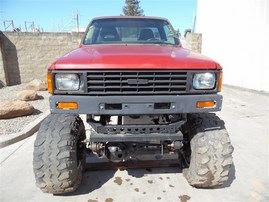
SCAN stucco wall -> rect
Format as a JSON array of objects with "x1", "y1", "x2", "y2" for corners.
[{"x1": 196, "y1": 0, "x2": 269, "y2": 92}]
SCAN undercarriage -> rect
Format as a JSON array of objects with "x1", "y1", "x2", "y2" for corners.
[{"x1": 86, "y1": 114, "x2": 187, "y2": 163}]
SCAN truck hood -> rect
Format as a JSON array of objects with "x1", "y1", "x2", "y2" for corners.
[{"x1": 53, "y1": 44, "x2": 220, "y2": 70}]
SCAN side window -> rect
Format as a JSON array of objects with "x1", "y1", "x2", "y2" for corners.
[
  {"x1": 163, "y1": 25, "x2": 175, "y2": 44},
  {"x1": 84, "y1": 25, "x2": 95, "y2": 44}
]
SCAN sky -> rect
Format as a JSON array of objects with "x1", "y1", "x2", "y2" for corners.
[{"x1": 0, "y1": 0, "x2": 197, "y2": 34}]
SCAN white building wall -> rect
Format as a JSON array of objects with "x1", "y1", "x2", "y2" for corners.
[{"x1": 196, "y1": 0, "x2": 269, "y2": 92}]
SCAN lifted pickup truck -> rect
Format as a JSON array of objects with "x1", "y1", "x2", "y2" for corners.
[{"x1": 33, "y1": 16, "x2": 234, "y2": 194}]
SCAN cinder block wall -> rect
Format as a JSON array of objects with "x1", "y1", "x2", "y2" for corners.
[
  {"x1": 180, "y1": 33, "x2": 202, "y2": 53},
  {"x1": 0, "y1": 32, "x2": 201, "y2": 86},
  {"x1": 0, "y1": 31, "x2": 82, "y2": 86},
  {"x1": 0, "y1": 41, "x2": 6, "y2": 87}
]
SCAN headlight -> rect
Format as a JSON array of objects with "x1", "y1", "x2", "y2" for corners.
[
  {"x1": 193, "y1": 73, "x2": 215, "y2": 90},
  {"x1": 55, "y1": 74, "x2": 80, "y2": 91}
]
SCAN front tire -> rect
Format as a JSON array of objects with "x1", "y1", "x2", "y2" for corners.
[
  {"x1": 183, "y1": 113, "x2": 234, "y2": 188},
  {"x1": 33, "y1": 114, "x2": 86, "y2": 194}
]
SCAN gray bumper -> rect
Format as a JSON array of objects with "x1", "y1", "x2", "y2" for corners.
[{"x1": 49, "y1": 94, "x2": 223, "y2": 115}]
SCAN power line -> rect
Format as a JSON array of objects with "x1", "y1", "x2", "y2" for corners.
[
  {"x1": 24, "y1": 21, "x2": 35, "y2": 32},
  {"x1": 3, "y1": 20, "x2": 15, "y2": 31},
  {"x1": 2, "y1": 19, "x2": 43, "y2": 32},
  {"x1": 59, "y1": 11, "x2": 80, "y2": 32}
]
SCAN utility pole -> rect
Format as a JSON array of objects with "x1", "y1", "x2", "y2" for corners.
[
  {"x1": 25, "y1": 21, "x2": 35, "y2": 32},
  {"x1": 76, "y1": 11, "x2": 79, "y2": 32},
  {"x1": 59, "y1": 11, "x2": 80, "y2": 32},
  {"x1": 192, "y1": 11, "x2": 196, "y2": 33},
  {"x1": 3, "y1": 20, "x2": 14, "y2": 31}
]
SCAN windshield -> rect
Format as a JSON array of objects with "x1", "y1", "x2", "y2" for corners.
[{"x1": 83, "y1": 18, "x2": 180, "y2": 45}]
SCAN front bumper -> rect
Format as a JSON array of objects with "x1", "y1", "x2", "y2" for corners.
[{"x1": 49, "y1": 94, "x2": 222, "y2": 115}]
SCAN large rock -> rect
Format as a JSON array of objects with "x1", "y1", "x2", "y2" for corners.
[
  {"x1": 0, "y1": 100, "x2": 35, "y2": 119},
  {"x1": 17, "y1": 90, "x2": 38, "y2": 101},
  {"x1": 26, "y1": 79, "x2": 47, "y2": 91}
]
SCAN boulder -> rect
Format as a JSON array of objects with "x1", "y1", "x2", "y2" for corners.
[
  {"x1": 17, "y1": 90, "x2": 38, "y2": 101},
  {"x1": 0, "y1": 100, "x2": 35, "y2": 119},
  {"x1": 26, "y1": 79, "x2": 47, "y2": 91}
]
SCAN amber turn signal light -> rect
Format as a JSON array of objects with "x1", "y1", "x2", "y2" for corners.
[
  {"x1": 218, "y1": 71, "x2": 223, "y2": 92},
  {"x1": 196, "y1": 101, "x2": 216, "y2": 109},
  {"x1": 57, "y1": 102, "x2": 78, "y2": 110},
  {"x1": 47, "y1": 72, "x2": 53, "y2": 94}
]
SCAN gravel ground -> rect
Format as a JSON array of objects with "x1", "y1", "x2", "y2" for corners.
[{"x1": 0, "y1": 84, "x2": 50, "y2": 135}]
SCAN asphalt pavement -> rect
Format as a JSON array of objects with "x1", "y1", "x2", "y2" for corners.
[{"x1": 0, "y1": 85, "x2": 268, "y2": 202}]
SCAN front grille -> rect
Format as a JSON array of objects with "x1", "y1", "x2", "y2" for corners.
[{"x1": 86, "y1": 70, "x2": 188, "y2": 95}]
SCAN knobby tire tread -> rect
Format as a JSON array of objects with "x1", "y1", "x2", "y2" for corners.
[
  {"x1": 183, "y1": 113, "x2": 234, "y2": 188},
  {"x1": 33, "y1": 114, "x2": 86, "y2": 194}
]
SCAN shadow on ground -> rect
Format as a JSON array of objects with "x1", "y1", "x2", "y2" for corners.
[{"x1": 57, "y1": 157, "x2": 236, "y2": 196}]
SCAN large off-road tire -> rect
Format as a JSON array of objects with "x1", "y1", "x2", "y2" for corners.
[
  {"x1": 183, "y1": 113, "x2": 234, "y2": 188},
  {"x1": 33, "y1": 114, "x2": 86, "y2": 194}
]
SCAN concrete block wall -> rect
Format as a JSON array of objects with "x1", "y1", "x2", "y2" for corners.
[
  {"x1": 0, "y1": 32, "x2": 202, "y2": 86},
  {"x1": 180, "y1": 33, "x2": 202, "y2": 53},
  {"x1": 0, "y1": 31, "x2": 82, "y2": 86},
  {"x1": 0, "y1": 37, "x2": 6, "y2": 87}
]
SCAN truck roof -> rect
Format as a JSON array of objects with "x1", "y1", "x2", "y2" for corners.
[{"x1": 91, "y1": 16, "x2": 169, "y2": 21}]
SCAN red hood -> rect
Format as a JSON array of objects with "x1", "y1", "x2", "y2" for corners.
[{"x1": 52, "y1": 44, "x2": 220, "y2": 70}]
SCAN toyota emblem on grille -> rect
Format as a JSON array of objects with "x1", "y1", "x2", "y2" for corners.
[{"x1": 127, "y1": 79, "x2": 149, "y2": 85}]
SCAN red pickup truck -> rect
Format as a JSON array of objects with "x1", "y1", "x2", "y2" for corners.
[{"x1": 33, "y1": 16, "x2": 234, "y2": 194}]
